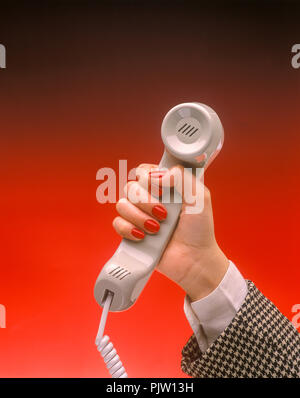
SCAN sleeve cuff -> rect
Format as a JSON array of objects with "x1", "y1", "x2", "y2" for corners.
[{"x1": 184, "y1": 260, "x2": 248, "y2": 351}]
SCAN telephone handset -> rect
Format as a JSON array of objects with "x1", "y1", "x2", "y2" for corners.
[{"x1": 94, "y1": 102, "x2": 224, "y2": 377}]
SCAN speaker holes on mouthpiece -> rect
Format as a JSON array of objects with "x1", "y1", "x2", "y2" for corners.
[
  {"x1": 108, "y1": 266, "x2": 131, "y2": 280},
  {"x1": 113, "y1": 268, "x2": 126, "y2": 277},
  {"x1": 109, "y1": 266, "x2": 120, "y2": 275},
  {"x1": 119, "y1": 271, "x2": 131, "y2": 280}
]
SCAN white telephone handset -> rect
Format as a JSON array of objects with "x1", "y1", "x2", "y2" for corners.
[{"x1": 94, "y1": 102, "x2": 224, "y2": 377}]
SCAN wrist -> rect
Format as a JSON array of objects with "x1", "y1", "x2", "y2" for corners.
[{"x1": 179, "y1": 244, "x2": 229, "y2": 302}]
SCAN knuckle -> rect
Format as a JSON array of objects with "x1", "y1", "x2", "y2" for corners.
[
  {"x1": 137, "y1": 163, "x2": 148, "y2": 169},
  {"x1": 113, "y1": 216, "x2": 127, "y2": 235},
  {"x1": 112, "y1": 217, "x2": 120, "y2": 230},
  {"x1": 137, "y1": 163, "x2": 158, "y2": 171},
  {"x1": 116, "y1": 198, "x2": 127, "y2": 212},
  {"x1": 123, "y1": 180, "x2": 137, "y2": 196}
]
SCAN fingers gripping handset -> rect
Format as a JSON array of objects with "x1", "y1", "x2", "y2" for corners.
[{"x1": 94, "y1": 103, "x2": 224, "y2": 312}]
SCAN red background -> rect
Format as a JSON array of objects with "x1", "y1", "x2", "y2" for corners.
[{"x1": 0, "y1": 1, "x2": 299, "y2": 377}]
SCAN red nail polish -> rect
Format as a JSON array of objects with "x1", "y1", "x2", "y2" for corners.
[
  {"x1": 131, "y1": 228, "x2": 145, "y2": 239},
  {"x1": 149, "y1": 170, "x2": 166, "y2": 178},
  {"x1": 149, "y1": 170, "x2": 167, "y2": 179},
  {"x1": 144, "y1": 219, "x2": 160, "y2": 233},
  {"x1": 152, "y1": 205, "x2": 167, "y2": 220}
]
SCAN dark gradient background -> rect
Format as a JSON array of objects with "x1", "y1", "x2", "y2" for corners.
[{"x1": 0, "y1": 0, "x2": 299, "y2": 377}]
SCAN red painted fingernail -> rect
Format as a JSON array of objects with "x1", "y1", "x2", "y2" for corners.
[
  {"x1": 144, "y1": 219, "x2": 160, "y2": 233},
  {"x1": 131, "y1": 228, "x2": 145, "y2": 239},
  {"x1": 152, "y1": 205, "x2": 167, "y2": 220},
  {"x1": 149, "y1": 170, "x2": 167, "y2": 179}
]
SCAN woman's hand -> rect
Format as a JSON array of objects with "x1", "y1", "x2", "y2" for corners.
[{"x1": 112, "y1": 163, "x2": 229, "y2": 302}]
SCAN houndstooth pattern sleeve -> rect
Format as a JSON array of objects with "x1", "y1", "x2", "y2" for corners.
[{"x1": 181, "y1": 280, "x2": 300, "y2": 378}]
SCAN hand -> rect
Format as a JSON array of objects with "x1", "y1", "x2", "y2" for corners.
[{"x1": 112, "y1": 163, "x2": 229, "y2": 302}]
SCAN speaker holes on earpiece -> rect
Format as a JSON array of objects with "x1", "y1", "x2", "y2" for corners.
[
  {"x1": 176, "y1": 117, "x2": 201, "y2": 143},
  {"x1": 178, "y1": 123, "x2": 187, "y2": 132},
  {"x1": 189, "y1": 128, "x2": 198, "y2": 137},
  {"x1": 184, "y1": 126, "x2": 195, "y2": 135},
  {"x1": 181, "y1": 125, "x2": 192, "y2": 134},
  {"x1": 178, "y1": 123, "x2": 198, "y2": 137}
]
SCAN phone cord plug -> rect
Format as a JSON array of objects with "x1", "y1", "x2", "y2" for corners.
[{"x1": 95, "y1": 291, "x2": 128, "y2": 378}]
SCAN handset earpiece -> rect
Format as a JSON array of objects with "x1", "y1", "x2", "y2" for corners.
[
  {"x1": 94, "y1": 102, "x2": 224, "y2": 312},
  {"x1": 160, "y1": 102, "x2": 223, "y2": 169}
]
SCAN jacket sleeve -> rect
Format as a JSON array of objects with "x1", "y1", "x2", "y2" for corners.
[{"x1": 181, "y1": 280, "x2": 300, "y2": 378}]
